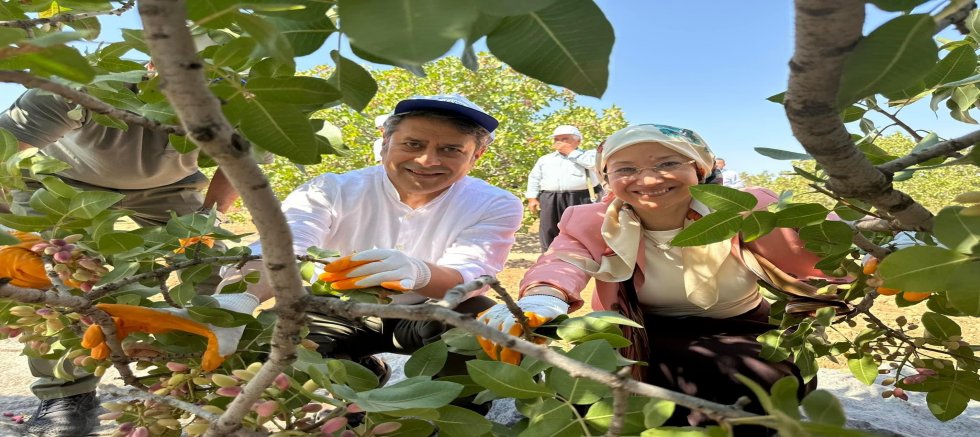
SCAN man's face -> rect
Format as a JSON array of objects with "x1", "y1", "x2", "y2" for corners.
[
  {"x1": 382, "y1": 117, "x2": 484, "y2": 205},
  {"x1": 552, "y1": 134, "x2": 581, "y2": 151}
]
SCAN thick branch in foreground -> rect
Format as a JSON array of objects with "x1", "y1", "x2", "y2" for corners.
[
  {"x1": 0, "y1": 71, "x2": 183, "y2": 135},
  {"x1": 785, "y1": 0, "x2": 935, "y2": 232},
  {"x1": 138, "y1": 0, "x2": 308, "y2": 435},
  {"x1": 307, "y1": 296, "x2": 757, "y2": 421}
]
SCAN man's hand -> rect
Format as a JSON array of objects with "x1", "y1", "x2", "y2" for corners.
[
  {"x1": 527, "y1": 198, "x2": 540, "y2": 214},
  {"x1": 476, "y1": 295, "x2": 569, "y2": 365},
  {"x1": 81, "y1": 294, "x2": 259, "y2": 371},
  {"x1": 319, "y1": 249, "x2": 431, "y2": 292}
]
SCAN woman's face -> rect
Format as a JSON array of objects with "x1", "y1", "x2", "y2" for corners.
[{"x1": 605, "y1": 142, "x2": 699, "y2": 215}]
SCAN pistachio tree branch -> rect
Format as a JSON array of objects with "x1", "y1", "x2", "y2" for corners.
[
  {"x1": 84, "y1": 307, "x2": 143, "y2": 388},
  {"x1": 434, "y1": 275, "x2": 499, "y2": 309},
  {"x1": 0, "y1": 0, "x2": 136, "y2": 28},
  {"x1": 0, "y1": 70, "x2": 184, "y2": 135},
  {"x1": 99, "y1": 384, "x2": 219, "y2": 423},
  {"x1": 606, "y1": 367, "x2": 632, "y2": 437},
  {"x1": 785, "y1": 0, "x2": 935, "y2": 232},
  {"x1": 0, "y1": 282, "x2": 89, "y2": 308},
  {"x1": 877, "y1": 129, "x2": 980, "y2": 174},
  {"x1": 307, "y1": 296, "x2": 758, "y2": 421},
  {"x1": 867, "y1": 105, "x2": 922, "y2": 142},
  {"x1": 490, "y1": 280, "x2": 534, "y2": 342},
  {"x1": 87, "y1": 254, "x2": 261, "y2": 300},
  {"x1": 137, "y1": 0, "x2": 307, "y2": 434}
]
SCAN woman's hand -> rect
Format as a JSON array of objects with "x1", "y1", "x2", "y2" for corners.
[{"x1": 476, "y1": 295, "x2": 569, "y2": 365}]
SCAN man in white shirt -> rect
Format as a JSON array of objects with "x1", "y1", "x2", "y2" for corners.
[
  {"x1": 88, "y1": 95, "x2": 523, "y2": 411},
  {"x1": 371, "y1": 113, "x2": 389, "y2": 163},
  {"x1": 716, "y1": 158, "x2": 745, "y2": 189},
  {"x1": 525, "y1": 125, "x2": 600, "y2": 251}
]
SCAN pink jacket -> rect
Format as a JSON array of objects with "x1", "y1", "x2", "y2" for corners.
[{"x1": 519, "y1": 188, "x2": 839, "y2": 312}]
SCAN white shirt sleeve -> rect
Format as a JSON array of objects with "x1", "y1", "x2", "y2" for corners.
[
  {"x1": 436, "y1": 194, "x2": 523, "y2": 282},
  {"x1": 525, "y1": 157, "x2": 545, "y2": 199},
  {"x1": 250, "y1": 175, "x2": 338, "y2": 256},
  {"x1": 569, "y1": 149, "x2": 599, "y2": 186}
]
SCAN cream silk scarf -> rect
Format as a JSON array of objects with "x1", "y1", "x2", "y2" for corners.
[{"x1": 558, "y1": 198, "x2": 731, "y2": 309}]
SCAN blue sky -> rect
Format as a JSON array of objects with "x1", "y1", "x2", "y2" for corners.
[{"x1": 0, "y1": 1, "x2": 973, "y2": 175}]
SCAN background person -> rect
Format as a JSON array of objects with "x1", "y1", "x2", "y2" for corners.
[
  {"x1": 479, "y1": 124, "x2": 845, "y2": 435},
  {"x1": 0, "y1": 87, "x2": 257, "y2": 436},
  {"x1": 525, "y1": 125, "x2": 600, "y2": 251}
]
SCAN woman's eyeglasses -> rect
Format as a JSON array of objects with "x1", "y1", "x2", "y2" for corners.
[{"x1": 607, "y1": 159, "x2": 696, "y2": 180}]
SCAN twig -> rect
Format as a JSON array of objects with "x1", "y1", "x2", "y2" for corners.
[
  {"x1": 0, "y1": 1, "x2": 135, "y2": 28},
  {"x1": 877, "y1": 128, "x2": 980, "y2": 174},
  {"x1": 41, "y1": 256, "x2": 74, "y2": 294},
  {"x1": 87, "y1": 254, "x2": 260, "y2": 300},
  {"x1": 159, "y1": 281, "x2": 179, "y2": 308},
  {"x1": 0, "y1": 283, "x2": 89, "y2": 308},
  {"x1": 434, "y1": 275, "x2": 498, "y2": 309},
  {"x1": 934, "y1": 0, "x2": 977, "y2": 34},
  {"x1": 307, "y1": 296, "x2": 757, "y2": 420},
  {"x1": 489, "y1": 281, "x2": 534, "y2": 342},
  {"x1": 852, "y1": 217, "x2": 899, "y2": 232},
  {"x1": 852, "y1": 230, "x2": 890, "y2": 260},
  {"x1": 868, "y1": 106, "x2": 922, "y2": 142},
  {"x1": 808, "y1": 183, "x2": 877, "y2": 218},
  {"x1": 98, "y1": 384, "x2": 219, "y2": 423},
  {"x1": 0, "y1": 71, "x2": 184, "y2": 135},
  {"x1": 605, "y1": 367, "x2": 632, "y2": 437},
  {"x1": 84, "y1": 307, "x2": 142, "y2": 388}
]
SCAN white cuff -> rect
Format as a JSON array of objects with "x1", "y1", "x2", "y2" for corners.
[
  {"x1": 410, "y1": 257, "x2": 432, "y2": 289},
  {"x1": 213, "y1": 293, "x2": 260, "y2": 315},
  {"x1": 521, "y1": 294, "x2": 569, "y2": 314}
]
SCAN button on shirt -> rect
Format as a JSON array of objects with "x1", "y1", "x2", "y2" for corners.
[
  {"x1": 251, "y1": 166, "x2": 523, "y2": 304},
  {"x1": 525, "y1": 149, "x2": 600, "y2": 198}
]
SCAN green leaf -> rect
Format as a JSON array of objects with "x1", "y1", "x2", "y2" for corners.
[
  {"x1": 798, "y1": 221, "x2": 853, "y2": 256},
  {"x1": 671, "y1": 211, "x2": 742, "y2": 247},
  {"x1": 547, "y1": 340, "x2": 616, "y2": 403},
  {"x1": 801, "y1": 390, "x2": 846, "y2": 426},
  {"x1": 326, "y1": 50, "x2": 378, "y2": 112},
  {"x1": 689, "y1": 184, "x2": 758, "y2": 212},
  {"x1": 476, "y1": 0, "x2": 558, "y2": 16},
  {"x1": 921, "y1": 312, "x2": 961, "y2": 339},
  {"x1": 180, "y1": 264, "x2": 213, "y2": 285},
  {"x1": 212, "y1": 37, "x2": 257, "y2": 69},
  {"x1": 0, "y1": 231, "x2": 19, "y2": 245},
  {"x1": 754, "y1": 147, "x2": 812, "y2": 161},
  {"x1": 642, "y1": 398, "x2": 676, "y2": 428},
  {"x1": 433, "y1": 405, "x2": 494, "y2": 437},
  {"x1": 340, "y1": 0, "x2": 478, "y2": 66},
  {"x1": 66, "y1": 191, "x2": 125, "y2": 219},
  {"x1": 927, "y1": 387, "x2": 971, "y2": 422},
  {"x1": 331, "y1": 377, "x2": 462, "y2": 412},
  {"x1": 268, "y1": 15, "x2": 335, "y2": 56},
  {"x1": 770, "y1": 376, "x2": 801, "y2": 419},
  {"x1": 28, "y1": 189, "x2": 68, "y2": 216},
  {"x1": 774, "y1": 203, "x2": 829, "y2": 228},
  {"x1": 325, "y1": 358, "x2": 381, "y2": 391},
  {"x1": 186, "y1": 306, "x2": 235, "y2": 327},
  {"x1": 0, "y1": 214, "x2": 58, "y2": 232},
  {"x1": 878, "y1": 246, "x2": 970, "y2": 292},
  {"x1": 946, "y1": 262, "x2": 980, "y2": 316},
  {"x1": 923, "y1": 45, "x2": 978, "y2": 88},
  {"x1": 404, "y1": 340, "x2": 448, "y2": 378},
  {"x1": 840, "y1": 106, "x2": 866, "y2": 123},
  {"x1": 868, "y1": 0, "x2": 927, "y2": 12},
  {"x1": 580, "y1": 310, "x2": 643, "y2": 328},
  {"x1": 740, "y1": 211, "x2": 777, "y2": 243},
  {"x1": 846, "y1": 354, "x2": 878, "y2": 385},
  {"x1": 91, "y1": 114, "x2": 127, "y2": 131},
  {"x1": 758, "y1": 331, "x2": 793, "y2": 364},
  {"x1": 21, "y1": 31, "x2": 94, "y2": 48},
  {"x1": 95, "y1": 261, "x2": 139, "y2": 286},
  {"x1": 96, "y1": 232, "x2": 144, "y2": 256},
  {"x1": 245, "y1": 76, "x2": 341, "y2": 105},
  {"x1": 18, "y1": 45, "x2": 96, "y2": 83},
  {"x1": 234, "y1": 12, "x2": 294, "y2": 64},
  {"x1": 934, "y1": 206, "x2": 980, "y2": 254},
  {"x1": 238, "y1": 98, "x2": 318, "y2": 164},
  {"x1": 584, "y1": 397, "x2": 649, "y2": 435},
  {"x1": 467, "y1": 360, "x2": 554, "y2": 399},
  {"x1": 556, "y1": 316, "x2": 622, "y2": 342},
  {"x1": 170, "y1": 283, "x2": 197, "y2": 307},
  {"x1": 487, "y1": 0, "x2": 612, "y2": 97},
  {"x1": 516, "y1": 397, "x2": 580, "y2": 437},
  {"x1": 838, "y1": 14, "x2": 938, "y2": 107}
]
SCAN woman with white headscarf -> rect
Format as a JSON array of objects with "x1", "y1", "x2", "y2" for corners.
[{"x1": 478, "y1": 124, "x2": 847, "y2": 434}]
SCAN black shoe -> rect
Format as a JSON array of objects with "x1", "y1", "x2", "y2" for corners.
[{"x1": 25, "y1": 392, "x2": 100, "y2": 437}]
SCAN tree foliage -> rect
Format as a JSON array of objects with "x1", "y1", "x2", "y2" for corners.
[{"x1": 0, "y1": 0, "x2": 977, "y2": 436}]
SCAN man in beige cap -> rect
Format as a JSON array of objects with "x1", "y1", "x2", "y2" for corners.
[{"x1": 525, "y1": 125, "x2": 601, "y2": 251}]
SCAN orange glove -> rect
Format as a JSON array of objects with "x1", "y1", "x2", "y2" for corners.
[
  {"x1": 81, "y1": 294, "x2": 259, "y2": 371},
  {"x1": 0, "y1": 231, "x2": 51, "y2": 289},
  {"x1": 319, "y1": 249, "x2": 431, "y2": 292},
  {"x1": 476, "y1": 295, "x2": 569, "y2": 365}
]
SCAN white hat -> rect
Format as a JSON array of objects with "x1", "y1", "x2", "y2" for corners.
[
  {"x1": 374, "y1": 114, "x2": 390, "y2": 128},
  {"x1": 598, "y1": 124, "x2": 715, "y2": 181},
  {"x1": 552, "y1": 125, "x2": 582, "y2": 139},
  {"x1": 393, "y1": 94, "x2": 498, "y2": 132}
]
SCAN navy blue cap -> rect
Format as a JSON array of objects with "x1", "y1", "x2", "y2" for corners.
[{"x1": 393, "y1": 94, "x2": 499, "y2": 133}]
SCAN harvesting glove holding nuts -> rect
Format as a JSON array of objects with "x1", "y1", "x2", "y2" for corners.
[
  {"x1": 476, "y1": 294, "x2": 569, "y2": 365},
  {"x1": 81, "y1": 293, "x2": 259, "y2": 371},
  {"x1": 319, "y1": 248, "x2": 431, "y2": 292}
]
